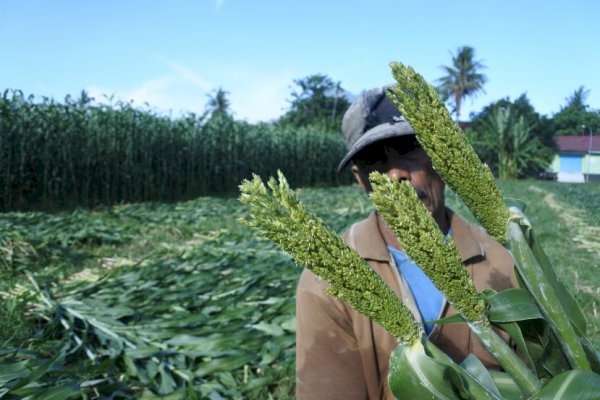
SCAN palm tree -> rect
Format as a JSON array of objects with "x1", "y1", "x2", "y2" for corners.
[
  {"x1": 206, "y1": 87, "x2": 231, "y2": 117},
  {"x1": 437, "y1": 46, "x2": 487, "y2": 123},
  {"x1": 564, "y1": 86, "x2": 590, "y2": 112}
]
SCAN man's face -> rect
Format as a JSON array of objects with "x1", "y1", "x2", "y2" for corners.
[{"x1": 351, "y1": 136, "x2": 446, "y2": 227}]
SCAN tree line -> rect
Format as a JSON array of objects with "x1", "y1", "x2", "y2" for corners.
[
  {"x1": 253, "y1": 46, "x2": 600, "y2": 180},
  {"x1": 0, "y1": 90, "x2": 351, "y2": 211},
  {"x1": 2, "y1": 46, "x2": 599, "y2": 211},
  {"x1": 436, "y1": 46, "x2": 600, "y2": 179}
]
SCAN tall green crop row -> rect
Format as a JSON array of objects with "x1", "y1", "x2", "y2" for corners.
[{"x1": 0, "y1": 90, "x2": 352, "y2": 211}]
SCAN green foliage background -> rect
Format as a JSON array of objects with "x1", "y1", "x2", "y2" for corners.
[
  {"x1": 1, "y1": 180, "x2": 599, "y2": 398},
  {"x1": 466, "y1": 89, "x2": 600, "y2": 179},
  {"x1": 550, "y1": 86, "x2": 600, "y2": 137},
  {"x1": 467, "y1": 94, "x2": 555, "y2": 179}
]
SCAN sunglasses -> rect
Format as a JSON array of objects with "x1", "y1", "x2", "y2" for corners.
[{"x1": 353, "y1": 136, "x2": 422, "y2": 167}]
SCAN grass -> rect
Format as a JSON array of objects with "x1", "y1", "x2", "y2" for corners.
[
  {"x1": 0, "y1": 180, "x2": 598, "y2": 397},
  {"x1": 447, "y1": 180, "x2": 600, "y2": 350}
]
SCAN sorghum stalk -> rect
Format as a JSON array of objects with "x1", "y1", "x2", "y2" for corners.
[
  {"x1": 387, "y1": 62, "x2": 509, "y2": 244},
  {"x1": 370, "y1": 172, "x2": 540, "y2": 396},
  {"x1": 387, "y1": 61, "x2": 594, "y2": 372},
  {"x1": 388, "y1": 337, "x2": 504, "y2": 400},
  {"x1": 240, "y1": 171, "x2": 505, "y2": 400},
  {"x1": 506, "y1": 208, "x2": 591, "y2": 371},
  {"x1": 239, "y1": 171, "x2": 421, "y2": 343}
]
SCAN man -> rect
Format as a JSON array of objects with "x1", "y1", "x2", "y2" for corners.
[{"x1": 295, "y1": 87, "x2": 518, "y2": 399}]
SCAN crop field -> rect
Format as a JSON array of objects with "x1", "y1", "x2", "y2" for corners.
[
  {"x1": 0, "y1": 92, "x2": 351, "y2": 212},
  {"x1": 1, "y1": 179, "x2": 599, "y2": 398}
]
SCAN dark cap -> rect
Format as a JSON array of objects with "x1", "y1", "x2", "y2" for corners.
[{"x1": 338, "y1": 86, "x2": 415, "y2": 171}]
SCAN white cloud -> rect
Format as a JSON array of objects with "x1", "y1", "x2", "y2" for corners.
[
  {"x1": 198, "y1": 63, "x2": 299, "y2": 122},
  {"x1": 85, "y1": 63, "x2": 216, "y2": 116},
  {"x1": 125, "y1": 76, "x2": 174, "y2": 107},
  {"x1": 162, "y1": 60, "x2": 213, "y2": 92},
  {"x1": 230, "y1": 74, "x2": 292, "y2": 122},
  {"x1": 86, "y1": 76, "x2": 176, "y2": 111},
  {"x1": 86, "y1": 61, "x2": 297, "y2": 122}
]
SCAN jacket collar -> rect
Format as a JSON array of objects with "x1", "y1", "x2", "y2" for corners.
[{"x1": 347, "y1": 209, "x2": 485, "y2": 265}]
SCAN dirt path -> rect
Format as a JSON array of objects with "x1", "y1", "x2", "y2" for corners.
[
  {"x1": 530, "y1": 185, "x2": 600, "y2": 321},
  {"x1": 530, "y1": 186, "x2": 600, "y2": 258}
]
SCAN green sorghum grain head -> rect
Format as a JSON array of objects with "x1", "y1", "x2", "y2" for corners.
[
  {"x1": 387, "y1": 62, "x2": 509, "y2": 244},
  {"x1": 369, "y1": 172, "x2": 488, "y2": 325},
  {"x1": 239, "y1": 171, "x2": 422, "y2": 343}
]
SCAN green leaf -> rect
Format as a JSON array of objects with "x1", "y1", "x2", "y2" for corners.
[
  {"x1": 0, "y1": 353, "x2": 61, "y2": 398},
  {"x1": 165, "y1": 333, "x2": 245, "y2": 353},
  {"x1": 388, "y1": 340, "x2": 502, "y2": 400},
  {"x1": 506, "y1": 217, "x2": 591, "y2": 371},
  {"x1": 460, "y1": 355, "x2": 501, "y2": 398},
  {"x1": 248, "y1": 321, "x2": 284, "y2": 337},
  {"x1": 540, "y1": 330, "x2": 571, "y2": 376},
  {"x1": 20, "y1": 384, "x2": 79, "y2": 400},
  {"x1": 124, "y1": 346, "x2": 162, "y2": 359},
  {"x1": 145, "y1": 360, "x2": 160, "y2": 381},
  {"x1": 496, "y1": 321, "x2": 536, "y2": 375},
  {"x1": 509, "y1": 210, "x2": 598, "y2": 372},
  {"x1": 243, "y1": 376, "x2": 276, "y2": 391},
  {"x1": 279, "y1": 316, "x2": 296, "y2": 332},
  {"x1": 486, "y1": 288, "x2": 543, "y2": 322},
  {"x1": 194, "y1": 354, "x2": 254, "y2": 378},
  {"x1": 123, "y1": 355, "x2": 139, "y2": 378},
  {"x1": 197, "y1": 381, "x2": 226, "y2": 399},
  {"x1": 389, "y1": 342, "x2": 468, "y2": 400},
  {"x1": 216, "y1": 371, "x2": 237, "y2": 387},
  {"x1": 0, "y1": 360, "x2": 30, "y2": 385},
  {"x1": 140, "y1": 387, "x2": 190, "y2": 399},
  {"x1": 468, "y1": 321, "x2": 540, "y2": 395},
  {"x1": 526, "y1": 222, "x2": 588, "y2": 336},
  {"x1": 582, "y1": 338, "x2": 600, "y2": 374},
  {"x1": 157, "y1": 364, "x2": 177, "y2": 395},
  {"x1": 258, "y1": 342, "x2": 281, "y2": 365},
  {"x1": 530, "y1": 370, "x2": 600, "y2": 399},
  {"x1": 424, "y1": 341, "x2": 515, "y2": 399},
  {"x1": 488, "y1": 371, "x2": 524, "y2": 400},
  {"x1": 79, "y1": 378, "x2": 110, "y2": 387}
]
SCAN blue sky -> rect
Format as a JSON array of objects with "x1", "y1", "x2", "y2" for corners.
[{"x1": 1, "y1": 0, "x2": 599, "y2": 123}]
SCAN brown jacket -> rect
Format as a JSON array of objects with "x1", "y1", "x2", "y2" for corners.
[{"x1": 295, "y1": 210, "x2": 518, "y2": 400}]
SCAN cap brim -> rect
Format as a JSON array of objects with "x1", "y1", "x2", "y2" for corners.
[{"x1": 337, "y1": 121, "x2": 415, "y2": 172}]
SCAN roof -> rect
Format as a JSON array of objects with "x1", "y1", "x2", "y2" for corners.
[
  {"x1": 458, "y1": 121, "x2": 472, "y2": 131},
  {"x1": 555, "y1": 135, "x2": 600, "y2": 153}
]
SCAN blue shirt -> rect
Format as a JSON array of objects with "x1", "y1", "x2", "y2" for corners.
[{"x1": 388, "y1": 229, "x2": 452, "y2": 335}]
